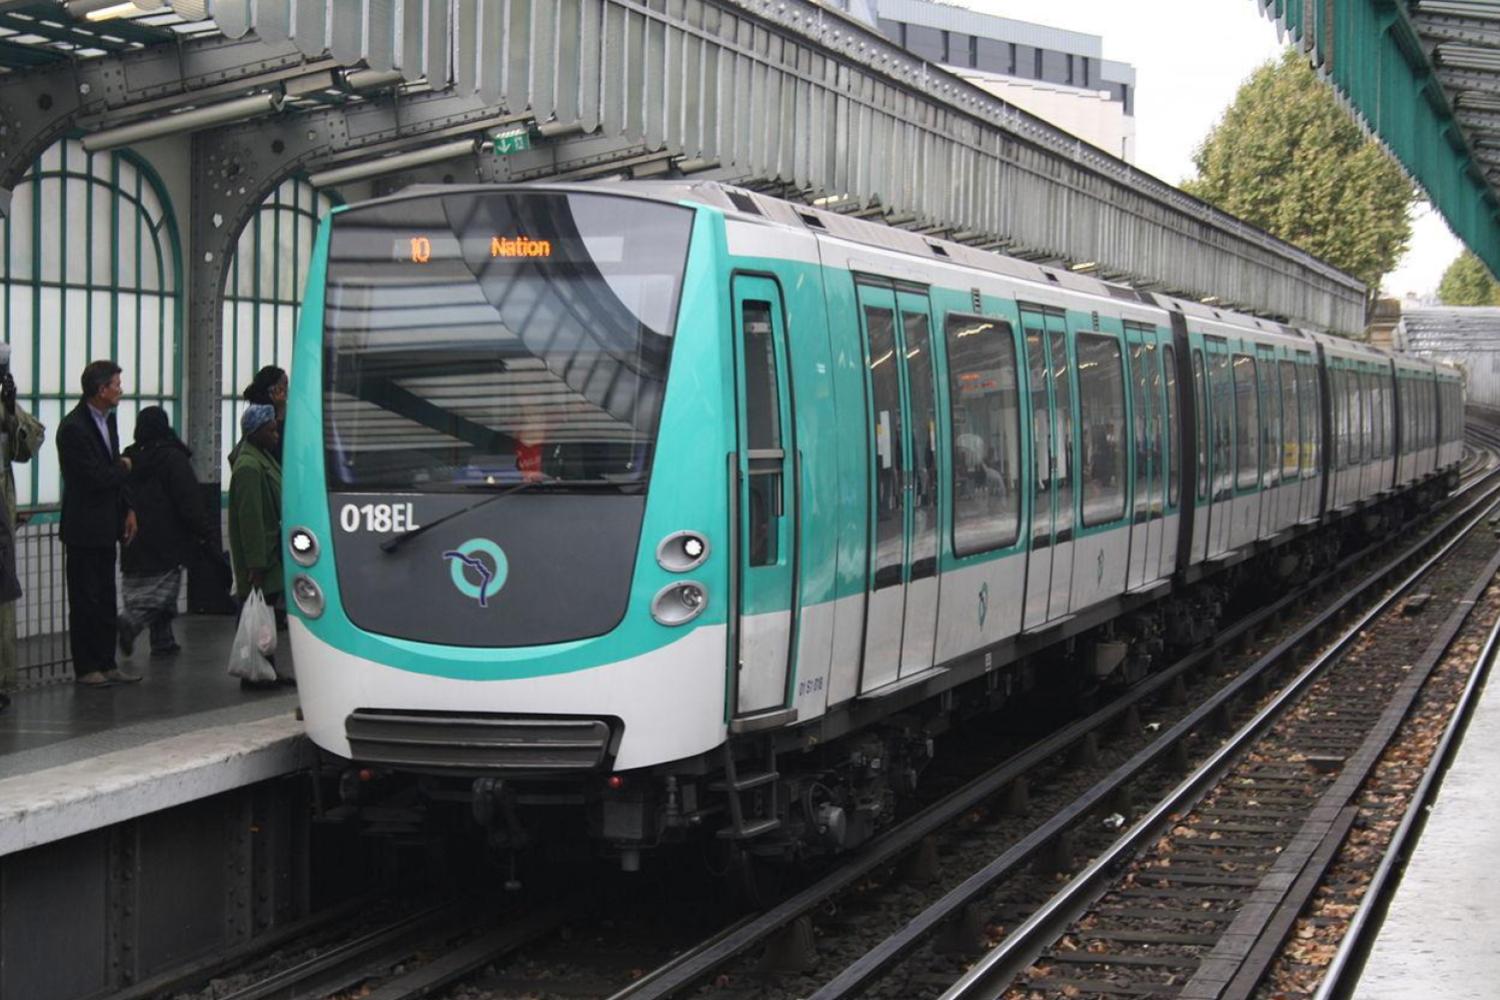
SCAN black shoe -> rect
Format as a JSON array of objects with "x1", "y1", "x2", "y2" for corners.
[
  {"x1": 151, "y1": 642, "x2": 182, "y2": 656},
  {"x1": 116, "y1": 616, "x2": 139, "y2": 657},
  {"x1": 276, "y1": 675, "x2": 298, "y2": 688},
  {"x1": 239, "y1": 677, "x2": 280, "y2": 692}
]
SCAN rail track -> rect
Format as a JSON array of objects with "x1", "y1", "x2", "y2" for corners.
[{"x1": 154, "y1": 426, "x2": 1500, "y2": 1000}]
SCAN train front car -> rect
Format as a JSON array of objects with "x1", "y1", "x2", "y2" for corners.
[{"x1": 284, "y1": 186, "x2": 733, "y2": 860}]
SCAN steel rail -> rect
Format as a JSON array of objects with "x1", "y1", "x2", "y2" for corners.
[
  {"x1": 932, "y1": 492, "x2": 1500, "y2": 1000},
  {"x1": 620, "y1": 457, "x2": 1500, "y2": 1000},
  {"x1": 1309, "y1": 589, "x2": 1500, "y2": 1000}
]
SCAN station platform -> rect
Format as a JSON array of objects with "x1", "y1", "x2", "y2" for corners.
[
  {"x1": 0, "y1": 615, "x2": 313, "y2": 857},
  {"x1": 1352, "y1": 669, "x2": 1500, "y2": 999}
]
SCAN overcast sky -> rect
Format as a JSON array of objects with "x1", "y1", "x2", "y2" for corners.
[{"x1": 962, "y1": 0, "x2": 1462, "y2": 298}]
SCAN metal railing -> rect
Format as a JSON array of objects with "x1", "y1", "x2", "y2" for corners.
[{"x1": 9, "y1": 506, "x2": 218, "y2": 689}]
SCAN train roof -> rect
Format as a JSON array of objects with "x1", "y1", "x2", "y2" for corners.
[{"x1": 334, "y1": 181, "x2": 1461, "y2": 381}]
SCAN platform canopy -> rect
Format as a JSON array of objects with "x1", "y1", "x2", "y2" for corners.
[{"x1": 1259, "y1": 1, "x2": 1500, "y2": 280}]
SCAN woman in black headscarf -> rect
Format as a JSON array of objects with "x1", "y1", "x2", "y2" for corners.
[{"x1": 117, "y1": 407, "x2": 214, "y2": 657}]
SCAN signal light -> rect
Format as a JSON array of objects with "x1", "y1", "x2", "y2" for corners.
[
  {"x1": 607, "y1": 775, "x2": 626, "y2": 791},
  {"x1": 358, "y1": 768, "x2": 375, "y2": 782}
]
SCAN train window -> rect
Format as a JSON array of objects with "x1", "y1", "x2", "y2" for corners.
[
  {"x1": 743, "y1": 301, "x2": 782, "y2": 566},
  {"x1": 742, "y1": 302, "x2": 782, "y2": 453},
  {"x1": 1380, "y1": 373, "x2": 1393, "y2": 458},
  {"x1": 1259, "y1": 353, "x2": 1281, "y2": 489},
  {"x1": 905, "y1": 308, "x2": 940, "y2": 571},
  {"x1": 865, "y1": 305, "x2": 903, "y2": 582},
  {"x1": 1355, "y1": 370, "x2": 1368, "y2": 464},
  {"x1": 945, "y1": 315, "x2": 1021, "y2": 556},
  {"x1": 1192, "y1": 350, "x2": 1208, "y2": 501},
  {"x1": 1279, "y1": 361, "x2": 1300, "y2": 479},
  {"x1": 1163, "y1": 345, "x2": 1180, "y2": 507},
  {"x1": 1344, "y1": 370, "x2": 1356, "y2": 470},
  {"x1": 1129, "y1": 343, "x2": 1152, "y2": 523},
  {"x1": 1078, "y1": 333, "x2": 1126, "y2": 526},
  {"x1": 1209, "y1": 350, "x2": 1234, "y2": 499},
  {"x1": 1301, "y1": 361, "x2": 1320, "y2": 475},
  {"x1": 1361, "y1": 372, "x2": 1376, "y2": 462},
  {"x1": 1026, "y1": 329, "x2": 1052, "y2": 549},
  {"x1": 1398, "y1": 376, "x2": 1412, "y2": 455},
  {"x1": 1050, "y1": 330, "x2": 1076, "y2": 540},
  {"x1": 1232, "y1": 354, "x2": 1260, "y2": 489}
]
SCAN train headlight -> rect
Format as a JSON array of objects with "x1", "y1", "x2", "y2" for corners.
[
  {"x1": 288, "y1": 527, "x2": 319, "y2": 566},
  {"x1": 290, "y1": 574, "x2": 325, "y2": 619},
  {"x1": 656, "y1": 530, "x2": 710, "y2": 572},
  {"x1": 651, "y1": 581, "x2": 708, "y2": 626}
]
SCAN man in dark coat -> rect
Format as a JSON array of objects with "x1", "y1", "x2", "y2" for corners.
[
  {"x1": 56, "y1": 360, "x2": 139, "y2": 687},
  {"x1": 117, "y1": 407, "x2": 213, "y2": 656}
]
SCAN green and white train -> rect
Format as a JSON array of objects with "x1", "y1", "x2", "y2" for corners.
[{"x1": 283, "y1": 182, "x2": 1463, "y2": 864}]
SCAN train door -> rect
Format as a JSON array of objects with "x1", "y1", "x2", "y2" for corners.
[
  {"x1": 1125, "y1": 326, "x2": 1162, "y2": 591},
  {"x1": 731, "y1": 277, "x2": 798, "y2": 718},
  {"x1": 1021, "y1": 308, "x2": 1074, "y2": 630},
  {"x1": 854, "y1": 281, "x2": 939, "y2": 692}
]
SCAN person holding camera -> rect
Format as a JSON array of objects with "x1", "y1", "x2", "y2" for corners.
[{"x1": 0, "y1": 345, "x2": 45, "y2": 714}]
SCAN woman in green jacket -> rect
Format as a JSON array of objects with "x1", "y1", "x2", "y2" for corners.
[{"x1": 228, "y1": 403, "x2": 288, "y2": 688}]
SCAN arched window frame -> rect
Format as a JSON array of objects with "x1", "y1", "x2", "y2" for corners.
[
  {"x1": 1, "y1": 136, "x2": 183, "y2": 510},
  {"x1": 219, "y1": 177, "x2": 340, "y2": 482}
]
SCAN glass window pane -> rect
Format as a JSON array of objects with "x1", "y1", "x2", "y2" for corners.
[
  {"x1": 66, "y1": 177, "x2": 89, "y2": 278},
  {"x1": 1078, "y1": 333, "x2": 1125, "y2": 526},
  {"x1": 1050, "y1": 330, "x2": 1074, "y2": 536},
  {"x1": 1209, "y1": 350, "x2": 1233, "y2": 496},
  {"x1": 947, "y1": 315, "x2": 1020, "y2": 554},
  {"x1": 137, "y1": 294, "x2": 163, "y2": 395},
  {"x1": 1279, "y1": 361, "x2": 1299, "y2": 479},
  {"x1": 1163, "y1": 345, "x2": 1179, "y2": 508},
  {"x1": 905, "y1": 308, "x2": 939, "y2": 568},
  {"x1": 1026, "y1": 329, "x2": 1051, "y2": 545},
  {"x1": 1233, "y1": 354, "x2": 1259, "y2": 489},
  {"x1": 37, "y1": 286, "x2": 62, "y2": 396},
  {"x1": 39, "y1": 177, "x2": 62, "y2": 283},
  {"x1": 91, "y1": 180, "x2": 113, "y2": 281},
  {"x1": 866, "y1": 304, "x2": 903, "y2": 584},
  {"x1": 1193, "y1": 350, "x2": 1208, "y2": 500},
  {"x1": 8, "y1": 184, "x2": 34, "y2": 281},
  {"x1": 9, "y1": 292, "x2": 34, "y2": 388},
  {"x1": 1130, "y1": 342, "x2": 1151, "y2": 521}
]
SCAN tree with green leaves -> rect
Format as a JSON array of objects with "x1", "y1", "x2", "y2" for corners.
[
  {"x1": 1183, "y1": 50, "x2": 1413, "y2": 290},
  {"x1": 1436, "y1": 251, "x2": 1500, "y2": 306}
]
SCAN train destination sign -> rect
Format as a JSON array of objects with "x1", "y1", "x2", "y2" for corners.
[{"x1": 401, "y1": 234, "x2": 553, "y2": 263}]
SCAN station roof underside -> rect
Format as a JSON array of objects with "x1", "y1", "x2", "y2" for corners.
[{"x1": 1260, "y1": 1, "x2": 1500, "y2": 281}]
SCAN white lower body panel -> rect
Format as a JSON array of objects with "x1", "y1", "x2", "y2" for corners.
[{"x1": 290, "y1": 619, "x2": 728, "y2": 771}]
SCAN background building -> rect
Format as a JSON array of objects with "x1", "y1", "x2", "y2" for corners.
[{"x1": 843, "y1": 0, "x2": 1138, "y2": 162}]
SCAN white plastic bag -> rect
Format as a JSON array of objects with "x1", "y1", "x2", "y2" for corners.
[{"x1": 227, "y1": 589, "x2": 277, "y2": 683}]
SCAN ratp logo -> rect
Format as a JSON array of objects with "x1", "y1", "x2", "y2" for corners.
[
  {"x1": 978, "y1": 582, "x2": 989, "y2": 629},
  {"x1": 442, "y1": 538, "x2": 509, "y2": 608}
]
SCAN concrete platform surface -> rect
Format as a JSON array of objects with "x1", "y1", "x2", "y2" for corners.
[
  {"x1": 0, "y1": 614, "x2": 312, "y2": 857},
  {"x1": 1353, "y1": 671, "x2": 1500, "y2": 999}
]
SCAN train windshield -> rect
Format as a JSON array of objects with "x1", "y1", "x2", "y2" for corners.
[{"x1": 322, "y1": 190, "x2": 693, "y2": 491}]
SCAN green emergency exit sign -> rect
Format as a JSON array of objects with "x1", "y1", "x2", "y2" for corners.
[{"x1": 492, "y1": 129, "x2": 532, "y2": 155}]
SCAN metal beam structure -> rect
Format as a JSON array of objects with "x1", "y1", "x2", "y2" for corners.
[
  {"x1": 1256, "y1": 1, "x2": 1500, "y2": 280},
  {"x1": 0, "y1": 0, "x2": 1373, "y2": 475}
]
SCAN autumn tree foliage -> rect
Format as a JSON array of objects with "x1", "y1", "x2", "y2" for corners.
[
  {"x1": 1436, "y1": 251, "x2": 1500, "y2": 306},
  {"x1": 1183, "y1": 50, "x2": 1413, "y2": 290}
]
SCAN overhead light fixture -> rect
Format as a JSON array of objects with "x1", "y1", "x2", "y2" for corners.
[
  {"x1": 308, "y1": 138, "x2": 478, "y2": 188},
  {"x1": 1070, "y1": 261, "x2": 1098, "y2": 272},
  {"x1": 82, "y1": 92, "x2": 284, "y2": 152}
]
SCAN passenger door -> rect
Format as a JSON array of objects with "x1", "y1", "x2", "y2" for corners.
[
  {"x1": 855, "y1": 281, "x2": 940, "y2": 691},
  {"x1": 1021, "y1": 308, "x2": 1074, "y2": 629},
  {"x1": 731, "y1": 277, "x2": 797, "y2": 718}
]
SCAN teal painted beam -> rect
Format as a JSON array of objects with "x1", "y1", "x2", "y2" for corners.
[{"x1": 1256, "y1": 0, "x2": 1500, "y2": 278}]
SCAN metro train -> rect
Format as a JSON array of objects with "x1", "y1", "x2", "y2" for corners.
[{"x1": 282, "y1": 182, "x2": 1463, "y2": 867}]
